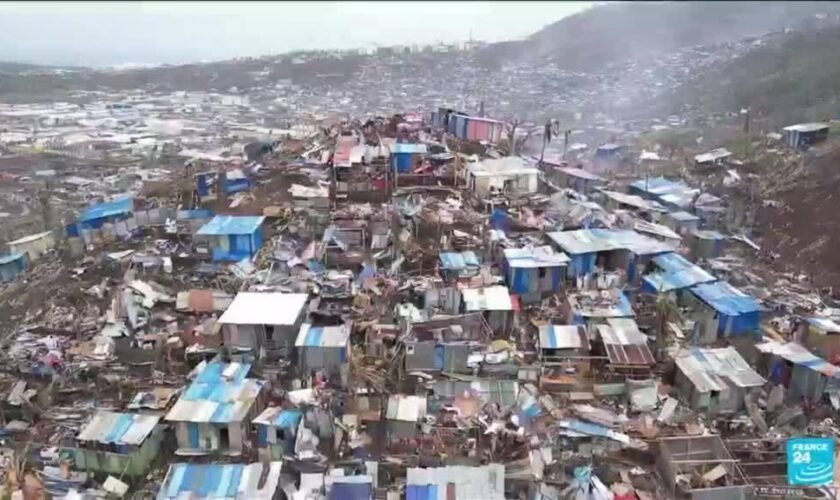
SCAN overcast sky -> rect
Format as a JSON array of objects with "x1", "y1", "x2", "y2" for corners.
[{"x1": 0, "y1": 1, "x2": 592, "y2": 68}]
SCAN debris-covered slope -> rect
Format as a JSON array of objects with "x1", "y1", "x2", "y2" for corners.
[
  {"x1": 753, "y1": 139, "x2": 840, "y2": 287},
  {"x1": 667, "y1": 23, "x2": 840, "y2": 127},
  {"x1": 477, "y1": 2, "x2": 840, "y2": 71}
]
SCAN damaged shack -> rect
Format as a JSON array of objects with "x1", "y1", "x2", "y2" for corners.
[{"x1": 165, "y1": 360, "x2": 266, "y2": 456}]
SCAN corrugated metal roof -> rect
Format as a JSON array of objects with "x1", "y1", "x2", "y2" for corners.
[
  {"x1": 634, "y1": 220, "x2": 682, "y2": 241},
  {"x1": 386, "y1": 395, "x2": 427, "y2": 422},
  {"x1": 757, "y1": 340, "x2": 840, "y2": 379},
  {"x1": 503, "y1": 245, "x2": 569, "y2": 268},
  {"x1": 406, "y1": 464, "x2": 505, "y2": 500},
  {"x1": 439, "y1": 251, "x2": 479, "y2": 270},
  {"x1": 79, "y1": 196, "x2": 133, "y2": 223},
  {"x1": 643, "y1": 252, "x2": 716, "y2": 292},
  {"x1": 630, "y1": 177, "x2": 698, "y2": 197},
  {"x1": 295, "y1": 323, "x2": 351, "y2": 348},
  {"x1": 675, "y1": 347, "x2": 765, "y2": 392},
  {"x1": 196, "y1": 215, "x2": 265, "y2": 236},
  {"x1": 603, "y1": 318, "x2": 648, "y2": 344},
  {"x1": 694, "y1": 148, "x2": 733, "y2": 164},
  {"x1": 7, "y1": 231, "x2": 52, "y2": 246},
  {"x1": 557, "y1": 166, "x2": 604, "y2": 182},
  {"x1": 194, "y1": 361, "x2": 251, "y2": 384},
  {"x1": 165, "y1": 362, "x2": 264, "y2": 424},
  {"x1": 597, "y1": 322, "x2": 655, "y2": 366},
  {"x1": 690, "y1": 281, "x2": 759, "y2": 316},
  {"x1": 600, "y1": 190, "x2": 661, "y2": 212},
  {"x1": 77, "y1": 412, "x2": 160, "y2": 445},
  {"x1": 253, "y1": 407, "x2": 303, "y2": 429},
  {"x1": 218, "y1": 292, "x2": 308, "y2": 325},
  {"x1": 157, "y1": 462, "x2": 282, "y2": 500},
  {"x1": 783, "y1": 123, "x2": 829, "y2": 133},
  {"x1": 547, "y1": 229, "x2": 675, "y2": 256},
  {"x1": 539, "y1": 324, "x2": 585, "y2": 350},
  {"x1": 461, "y1": 286, "x2": 513, "y2": 312}
]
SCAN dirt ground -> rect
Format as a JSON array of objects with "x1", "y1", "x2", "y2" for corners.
[{"x1": 753, "y1": 143, "x2": 840, "y2": 288}]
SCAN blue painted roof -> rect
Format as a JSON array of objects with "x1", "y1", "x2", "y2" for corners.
[
  {"x1": 159, "y1": 462, "x2": 282, "y2": 499},
  {"x1": 390, "y1": 143, "x2": 428, "y2": 154},
  {"x1": 691, "y1": 281, "x2": 760, "y2": 316},
  {"x1": 165, "y1": 362, "x2": 264, "y2": 424},
  {"x1": 196, "y1": 215, "x2": 265, "y2": 236},
  {"x1": 643, "y1": 252, "x2": 717, "y2": 292},
  {"x1": 630, "y1": 177, "x2": 700, "y2": 208},
  {"x1": 79, "y1": 197, "x2": 133, "y2": 223},
  {"x1": 254, "y1": 407, "x2": 303, "y2": 429},
  {"x1": 0, "y1": 253, "x2": 25, "y2": 265},
  {"x1": 194, "y1": 361, "x2": 251, "y2": 384},
  {"x1": 77, "y1": 411, "x2": 160, "y2": 445},
  {"x1": 439, "y1": 251, "x2": 479, "y2": 270}
]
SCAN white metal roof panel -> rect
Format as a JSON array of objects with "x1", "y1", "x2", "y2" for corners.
[
  {"x1": 218, "y1": 292, "x2": 308, "y2": 325},
  {"x1": 461, "y1": 286, "x2": 513, "y2": 312}
]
